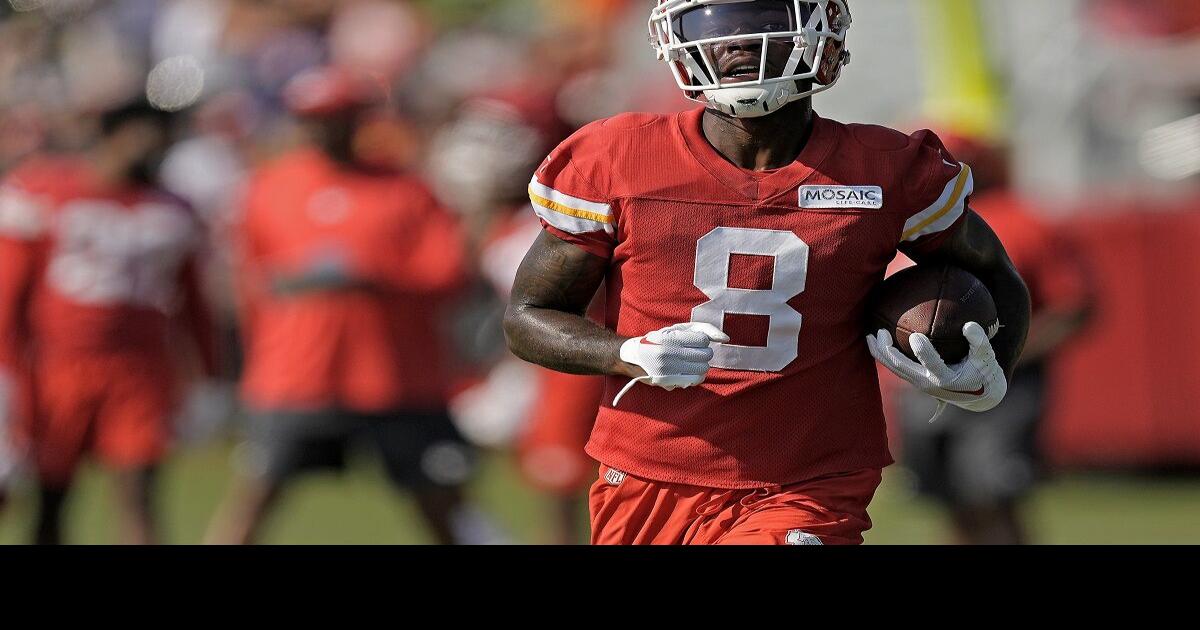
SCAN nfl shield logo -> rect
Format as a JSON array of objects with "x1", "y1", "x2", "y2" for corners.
[
  {"x1": 785, "y1": 529, "x2": 823, "y2": 545},
  {"x1": 605, "y1": 468, "x2": 627, "y2": 486}
]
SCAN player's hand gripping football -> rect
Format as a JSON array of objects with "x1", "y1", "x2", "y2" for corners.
[
  {"x1": 612, "y1": 322, "x2": 730, "y2": 407},
  {"x1": 866, "y1": 321, "x2": 1008, "y2": 420}
]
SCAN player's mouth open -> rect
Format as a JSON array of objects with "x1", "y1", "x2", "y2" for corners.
[
  {"x1": 723, "y1": 63, "x2": 762, "y2": 81},
  {"x1": 719, "y1": 54, "x2": 772, "y2": 82}
]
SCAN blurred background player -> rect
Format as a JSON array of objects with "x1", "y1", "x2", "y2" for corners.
[
  {"x1": 205, "y1": 66, "x2": 501, "y2": 545},
  {"x1": 431, "y1": 92, "x2": 603, "y2": 544},
  {"x1": 894, "y1": 133, "x2": 1096, "y2": 545},
  {"x1": 0, "y1": 99, "x2": 218, "y2": 544}
]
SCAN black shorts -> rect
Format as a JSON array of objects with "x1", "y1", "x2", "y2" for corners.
[
  {"x1": 239, "y1": 407, "x2": 476, "y2": 491},
  {"x1": 897, "y1": 366, "x2": 1047, "y2": 508}
]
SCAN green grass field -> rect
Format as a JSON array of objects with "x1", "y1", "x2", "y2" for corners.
[{"x1": 2, "y1": 441, "x2": 1198, "y2": 544}]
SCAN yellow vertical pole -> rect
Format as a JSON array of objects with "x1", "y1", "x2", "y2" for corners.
[{"x1": 914, "y1": 0, "x2": 1004, "y2": 140}]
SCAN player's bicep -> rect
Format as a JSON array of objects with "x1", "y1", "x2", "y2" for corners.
[
  {"x1": 909, "y1": 208, "x2": 1012, "y2": 275},
  {"x1": 509, "y1": 230, "x2": 607, "y2": 316}
]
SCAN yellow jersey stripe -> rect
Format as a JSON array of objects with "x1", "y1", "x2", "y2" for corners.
[
  {"x1": 902, "y1": 165, "x2": 971, "y2": 241},
  {"x1": 529, "y1": 188, "x2": 612, "y2": 225}
]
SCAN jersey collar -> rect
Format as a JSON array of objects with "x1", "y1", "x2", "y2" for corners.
[{"x1": 676, "y1": 107, "x2": 838, "y2": 203}]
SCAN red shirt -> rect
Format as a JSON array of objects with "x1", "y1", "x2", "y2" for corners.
[
  {"x1": 237, "y1": 149, "x2": 467, "y2": 412},
  {"x1": 0, "y1": 155, "x2": 213, "y2": 371},
  {"x1": 529, "y1": 108, "x2": 974, "y2": 488},
  {"x1": 969, "y1": 192, "x2": 1090, "y2": 316}
]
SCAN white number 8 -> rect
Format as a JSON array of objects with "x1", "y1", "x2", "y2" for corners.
[{"x1": 692, "y1": 227, "x2": 809, "y2": 372}]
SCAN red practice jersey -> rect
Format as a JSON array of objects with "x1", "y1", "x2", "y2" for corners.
[
  {"x1": 528, "y1": 108, "x2": 974, "y2": 488},
  {"x1": 0, "y1": 155, "x2": 213, "y2": 370},
  {"x1": 237, "y1": 149, "x2": 467, "y2": 412}
]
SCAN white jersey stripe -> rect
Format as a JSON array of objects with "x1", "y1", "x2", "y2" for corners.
[
  {"x1": 531, "y1": 201, "x2": 614, "y2": 235},
  {"x1": 902, "y1": 163, "x2": 973, "y2": 242},
  {"x1": 528, "y1": 177, "x2": 612, "y2": 217}
]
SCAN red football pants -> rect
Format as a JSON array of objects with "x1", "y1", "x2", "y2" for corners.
[
  {"x1": 589, "y1": 465, "x2": 883, "y2": 545},
  {"x1": 27, "y1": 353, "x2": 175, "y2": 487}
]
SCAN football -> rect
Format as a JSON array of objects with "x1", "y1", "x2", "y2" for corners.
[{"x1": 867, "y1": 263, "x2": 999, "y2": 365}]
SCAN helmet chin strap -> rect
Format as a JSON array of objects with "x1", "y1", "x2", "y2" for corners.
[
  {"x1": 701, "y1": 40, "x2": 810, "y2": 119},
  {"x1": 703, "y1": 84, "x2": 793, "y2": 118}
]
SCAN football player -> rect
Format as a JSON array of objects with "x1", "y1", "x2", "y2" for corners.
[
  {"x1": 205, "y1": 67, "x2": 501, "y2": 545},
  {"x1": 504, "y1": 0, "x2": 1032, "y2": 545},
  {"x1": 0, "y1": 100, "x2": 218, "y2": 544}
]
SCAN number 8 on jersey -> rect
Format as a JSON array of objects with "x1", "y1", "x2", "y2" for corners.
[{"x1": 692, "y1": 227, "x2": 809, "y2": 373}]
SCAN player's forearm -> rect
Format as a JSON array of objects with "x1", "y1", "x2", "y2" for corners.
[
  {"x1": 979, "y1": 263, "x2": 1031, "y2": 380},
  {"x1": 505, "y1": 231, "x2": 641, "y2": 379},
  {"x1": 503, "y1": 305, "x2": 639, "y2": 378},
  {"x1": 918, "y1": 211, "x2": 1031, "y2": 381}
]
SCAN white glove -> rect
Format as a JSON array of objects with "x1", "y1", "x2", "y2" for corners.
[
  {"x1": 866, "y1": 321, "x2": 1007, "y2": 419},
  {"x1": 612, "y1": 322, "x2": 730, "y2": 407}
]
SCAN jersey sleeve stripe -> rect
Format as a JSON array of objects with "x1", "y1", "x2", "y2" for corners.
[
  {"x1": 528, "y1": 178, "x2": 612, "y2": 217},
  {"x1": 528, "y1": 178, "x2": 613, "y2": 234},
  {"x1": 902, "y1": 164, "x2": 973, "y2": 242},
  {"x1": 529, "y1": 188, "x2": 611, "y2": 224},
  {"x1": 531, "y1": 199, "x2": 614, "y2": 235}
]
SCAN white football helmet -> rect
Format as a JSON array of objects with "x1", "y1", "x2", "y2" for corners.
[{"x1": 649, "y1": 0, "x2": 852, "y2": 118}]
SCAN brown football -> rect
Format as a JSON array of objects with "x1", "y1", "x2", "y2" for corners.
[{"x1": 867, "y1": 264, "x2": 999, "y2": 365}]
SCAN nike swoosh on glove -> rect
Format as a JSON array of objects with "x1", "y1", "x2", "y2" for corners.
[
  {"x1": 612, "y1": 322, "x2": 731, "y2": 407},
  {"x1": 866, "y1": 321, "x2": 1008, "y2": 419}
]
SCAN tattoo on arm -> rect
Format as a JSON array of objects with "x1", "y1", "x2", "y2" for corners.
[
  {"x1": 504, "y1": 231, "x2": 639, "y2": 378},
  {"x1": 909, "y1": 210, "x2": 1032, "y2": 379}
]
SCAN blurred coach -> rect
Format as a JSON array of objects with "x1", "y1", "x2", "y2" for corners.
[{"x1": 206, "y1": 66, "x2": 497, "y2": 545}]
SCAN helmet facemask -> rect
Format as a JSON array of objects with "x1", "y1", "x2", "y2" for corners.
[{"x1": 649, "y1": 0, "x2": 852, "y2": 118}]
